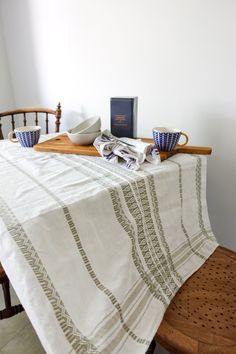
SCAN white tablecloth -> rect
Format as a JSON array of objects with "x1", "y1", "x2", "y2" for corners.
[{"x1": 0, "y1": 137, "x2": 218, "y2": 354}]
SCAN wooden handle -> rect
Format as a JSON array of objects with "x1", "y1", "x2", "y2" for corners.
[
  {"x1": 141, "y1": 138, "x2": 212, "y2": 155},
  {"x1": 176, "y1": 145, "x2": 212, "y2": 155}
]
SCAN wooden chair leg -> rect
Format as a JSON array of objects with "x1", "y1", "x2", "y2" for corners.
[
  {"x1": 145, "y1": 339, "x2": 156, "y2": 354},
  {"x1": 0, "y1": 280, "x2": 24, "y2": 320},
  {"x1": 0, "y1": 304, "x2": 24, "y2": 320},
  {"x1": 2, "y1": 278, "x2": 11, "y2": 308}
]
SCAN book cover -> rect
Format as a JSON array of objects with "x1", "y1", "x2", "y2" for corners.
[{"x1": 110, "y1": 97, "x2": 138, "y2": 138}]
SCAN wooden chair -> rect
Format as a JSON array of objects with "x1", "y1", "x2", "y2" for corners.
[
  {"x1": 0, "y1": 102, "x2": 61, "y2": 140},
  {"x1": 147, "y1": 245, "x2": 236, "y2": 354},
  {"x1": 0, "y1": 266, "x2": 24, "y2": 319},
  {"x1": 0, "y1": 102, "x2": 61, "y2": 319}
]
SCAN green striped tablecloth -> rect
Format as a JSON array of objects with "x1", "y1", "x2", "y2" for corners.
[{"x1": 0, "y1": 138, "x2": 218, "y2": 354}]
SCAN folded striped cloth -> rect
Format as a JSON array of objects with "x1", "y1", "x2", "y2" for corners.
[{"x1": 93, "y1": 130, "x2": 161, "y2": 170}]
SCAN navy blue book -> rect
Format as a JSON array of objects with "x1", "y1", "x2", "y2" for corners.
[{"x1": 110, "y1": 97, "x2": 138, "y2": 138}]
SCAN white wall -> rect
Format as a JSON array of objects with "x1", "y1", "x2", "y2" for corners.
[
  {"x1": 0, "y1": 0, "x2": 236, "y2": 251},
  {"x1": 0, "y1": 17, "x2": 14, "y2": 136}
]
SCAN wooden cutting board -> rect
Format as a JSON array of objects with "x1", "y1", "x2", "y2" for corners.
[{"x1": 34, "y1": 134, "x2": 212, "y2": 161}]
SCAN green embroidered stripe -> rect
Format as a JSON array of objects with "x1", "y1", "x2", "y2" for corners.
[
  {"x1": 172, "y1": 227, "x2": 212, "y2": 260},
  {"x1": 169, "y1": 158, "x2": 206, "y2": 261},
  {"x1": 80, "y1": 157, "x2": 181, "y2": 296},
  {"x1": 120, "y1": 179, "x2": 178, "y2": 299},
  {"x1": 0, "y1": 153, "x2": 149, "y2": 346},
  {"x1": 89, "y1": 277, "x2": 146, "y2": 343},
  {"x1": 88, "y1": 157, "x2": 182, "y2": 286},
  {"x1": 193, "y1": 156, "x2": 212, "y2": 239},
  {"x1": 0, "y1": 196, "x2": 98, "y2": 354},
  {"x1": 146, "y1": 174, "x2": 183, "y2": 285},
  {"x1": 86, "y1": 159, "x2": 182, "y2": 284},
  {"x1": 173, "y1": 233, "x2": 203, "y2": 266},
  {"x1": 71, "y1": 155, "x2": 178, "y2": 299},
  {"x1": 174, "y1": 237, "x2": 210, "y2": 269},
  {"x1": 100, "y1": 288, "x2": 153, "y2": 354},
  {"x1": 170, "y1": 155, "x2": 213, "y2": 243},
  {"x1": 59, "y1": 154, "x2": 168, "y2": 306},
  {"x1": 127, "y1": 177, "x2": 177, "y2": 292},
  {"x1": 109, "y1": 187, "x2": 167, "y2": 305}
]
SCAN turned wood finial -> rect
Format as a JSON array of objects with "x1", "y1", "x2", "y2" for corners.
[{"x1": 55, "y1": 102, "x2": 61, "y2": 133}]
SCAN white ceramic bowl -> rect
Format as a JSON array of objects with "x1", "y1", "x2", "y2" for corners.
[
  {"x1": 70, "y1": 116, "x2": 101, "y2": 134},
  {"x1": 67, "y1": 130, "x2": 101, "y2": 145}
]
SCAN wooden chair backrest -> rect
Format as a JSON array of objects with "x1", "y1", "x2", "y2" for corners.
[{"x1": 0, "y1": 102, "x2": 61, "y2": 140}]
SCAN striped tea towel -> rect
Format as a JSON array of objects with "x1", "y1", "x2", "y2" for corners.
[{"x1": 93, "y1": 130, "x2": 160, "y2": 170}]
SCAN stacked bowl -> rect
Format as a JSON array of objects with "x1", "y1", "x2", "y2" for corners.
[{"x1": 67, "y1": 116, "x2": 101, "y2": 145}]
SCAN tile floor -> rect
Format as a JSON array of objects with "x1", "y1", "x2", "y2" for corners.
[
  {"x1": 0, "y1": 287, "x2": 45, "y2": 354},
  {"x1": 0, "y1": 287, "x2": 169, "y2": 354}
]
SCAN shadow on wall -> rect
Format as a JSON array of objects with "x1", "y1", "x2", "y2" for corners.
[{"x1": 197, "y1": 109, "x2": 236, "y2": 250}]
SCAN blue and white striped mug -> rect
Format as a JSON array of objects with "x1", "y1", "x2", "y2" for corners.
[
  {"x1": 8, "y1": 126, "x2": 41, "y2": 147},
  {"x1": 152, "y1": 127, "x2": 188, "y2": 152}
]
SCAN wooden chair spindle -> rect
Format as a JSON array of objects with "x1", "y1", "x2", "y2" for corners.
[
  {"x1": 55, "y1": 102, "x2": 61, "y2": 133},
  {"x1": 46, "y1": 113, "x2": 49, "y2": 134},
  {"x1": 11, "y1": 114, "x2": 15, "y2": 131},
  {"x1": 23, "y1": 112, "x2": 27, "y2": 126},
  {"x1": 0, "y1": 118, "x2": 3, "y2": 140},
  {"x1": 35, "y1": 112, "x2": 38, "y2": 126}
]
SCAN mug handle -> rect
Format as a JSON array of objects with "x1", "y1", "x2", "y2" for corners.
[
  {"x1": 177, "y1": 132, "x2": 189, "y2": 147},
  {"x1": 8, "y1": 131, "x2": 18, "y2": 143}
]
